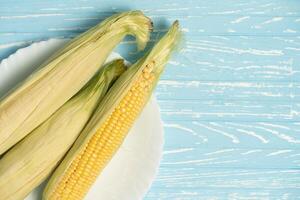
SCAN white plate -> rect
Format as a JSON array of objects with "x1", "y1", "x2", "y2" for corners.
[{"x1": 0, "y1": 39, "x2": 164, "y2": 200}]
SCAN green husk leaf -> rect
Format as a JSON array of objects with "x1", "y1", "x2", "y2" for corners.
[
  {"x1": 0, "y1": 59, "x2": 126, "y2": 200},
  {"x1": 0, "y1": 11, "x2": 152, "y2": 155}
]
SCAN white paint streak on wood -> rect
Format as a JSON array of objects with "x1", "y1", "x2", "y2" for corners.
[
  {"x1": 193, "y1": 122, "x2": 240, "y2": 143},
  {"x1": 40, "y1": 6, "x2": 94, "y2": 11},
  {"x1": 260, "y1": 3, "x2": 274, "y2": 8},
  {"x1": 188, "y1": 39, "x2": 224, "y2": 45},
  {"x1": 163, "y1": 3, "x2": 178, "y2": 6},
  {"x1": 204, "y1": 149, "x2": 236, "y2": 156},
  {"x1": 261, "y1": 17, "x2": 283, "y2": 25},
  {"x1": 241, "y1": 150, "x2": 262, "y2": 155},
  {"x1": 158, "y1": 170, "x2": 300, "y2": 180},
  {"x1": 226, "y1": 122, "x2": 300, "y2": 144},
  {"x1": 0, "y1": 13, "x2": 67, "y2": 19},
  {"x1": 48, "y1": 27, "x2": 89, "y2": 31},
  {"x1": 196, "y1": 160, "x2": 238, "y2": 165},
  {"x1": 168, "y1": 61, "x2": 181, "y2": 66},
  {"x1": 211, "y1": 36, "x2": 230, "y2": 40},
  {"x1": 194, "y1": 61, "x2": 213, "y2": 66},
  {"x1": 236, "y1": 129, "x2": 269, "y2": 143},
  {"x1": 285, "y1": 47, "x2": 300, "y2": 51},
  {"x1": 159, "y1": 80, "x2": 293, "y2": 92},
  {"x1": 230, "y1": 16, "x2": 250, "y2": 24},
  {"x1": 267, "y1": 150, "x2": 293, "y2": 156},
  {"x1": 235, "y1": 65, "x2": 291, "y2": 72},
  {"x1": 283, "y1": 29, "x2": 297, "y2": 33},
  {"x1": 246, "y1": 91, "x2": 282, "y2": 97},
  {"x1": 164, "y1": 123, "x2": 208, "y2": 142},
  {"x1": 253, "y1": 17, "x2": 284, "y2": 29},
  {"x1": 256, "y1": 126, "x2": 300, "y2": 144},
  {"x1": 163, "y1": 110, "x2": 292, "y2": 119},
  {"x1": 186, "y1": 42, "x2": 284, "y2": 56},
  {"x1": 162, "y1": 158, "x2": 218, "y2": 165},
  {"x1": 163, "y1": 148, "x2": 194, "y2": 155},
  {"x1": 154, "y1": 8, "x2": 189, "y2": 12},
  {"x1": 0, "y1": 33, "x2": 15, "y2": 36},
  {"x1": 64, "y1": 17, "x2": 99, "y2": 21},
  {"x1": 208, "y1": 10, "x2": 242, "y2": 15},
  {"x1": 258, "y1": 123, "x2": 290, "y2": 130},
  {"x1": 159, "y1": 80, "x2": 200, "y2": 88},
  {"x1": 227, "y1": 29, "x2": 236, "y2": 33},
  {"x1": 282, "y1": 193, "x2": 290, "y2": 200},
  {"x1": 287, "y1": 153, "x2": 300, "y2": 158}
]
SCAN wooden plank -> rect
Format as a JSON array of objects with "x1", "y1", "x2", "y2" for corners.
[
  {"x1": 158, "y1": 100, "x2": 299, "y2": 122},
  {"x1": 162, "y1": 121, "x2": 300, "y2": 148},
  {"x1": 1, "y1": 36, "x2": 300, "y2": 81},
  {"x1": 157, "y1": 81, "x2": 300, "y2": 101},
  {"x1": 1, "y1": 14, "x2": 299, "y2": 36},
  {"x1": 160, "y1": 147, "x2": 300, "y2": 169},
  {"x1": 161, "y1": 36, "x2": 300, "y2": 82},
  {"x1": 145, "y1": 168, "x2": 300, "y2": 199},
  {"x1": 153, "y1": 168, "x2": 300, "y2": 188},
  {"x1": 1, "y1": 0, "x2": 300, "y2": 16},
  {"x1": 146, "y1": 189, "x2": 300, "y2": 200}
]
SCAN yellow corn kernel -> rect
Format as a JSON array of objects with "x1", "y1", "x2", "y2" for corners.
[{"x1": 43, "y1": 21, "x2": 180, "y2": 200}]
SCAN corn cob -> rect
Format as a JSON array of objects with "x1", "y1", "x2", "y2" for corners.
[
  {"x1": 0, "y1": 60, "x2": 126, "y2": 200},
  {"x1": 0, "y1": 11, "x2": 152, "y2": 155},
  {"x1": 43, "y1": 21, "x2": 180, "y2": 200}
]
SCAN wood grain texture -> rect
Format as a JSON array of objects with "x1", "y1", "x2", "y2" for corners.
[{"x1": 0, "y1": 0, "x2": 299, "y2": 199}]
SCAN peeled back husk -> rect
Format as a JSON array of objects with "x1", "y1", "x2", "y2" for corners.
[
  {"x1": 0, "y1": 11, "x2": 152, "y2": 155},
  {"x1": 0, "y1": 59, "x2": 126, "y2": 200},
  {"x1": 43, "y1": 21, "x2": 180, "y2": 200}
]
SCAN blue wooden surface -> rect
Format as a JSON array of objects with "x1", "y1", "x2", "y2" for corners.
[{"x1": 1, "y1": 0, "x2": 300, "y2": 199}]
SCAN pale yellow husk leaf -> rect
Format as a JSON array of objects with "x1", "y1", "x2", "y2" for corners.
[
  {"x1": 0, "y1": 11, "x2": 152, "y2": 155},
  {"x1": 0, "y1": 60, "x2": 126, "y2": 200}
]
